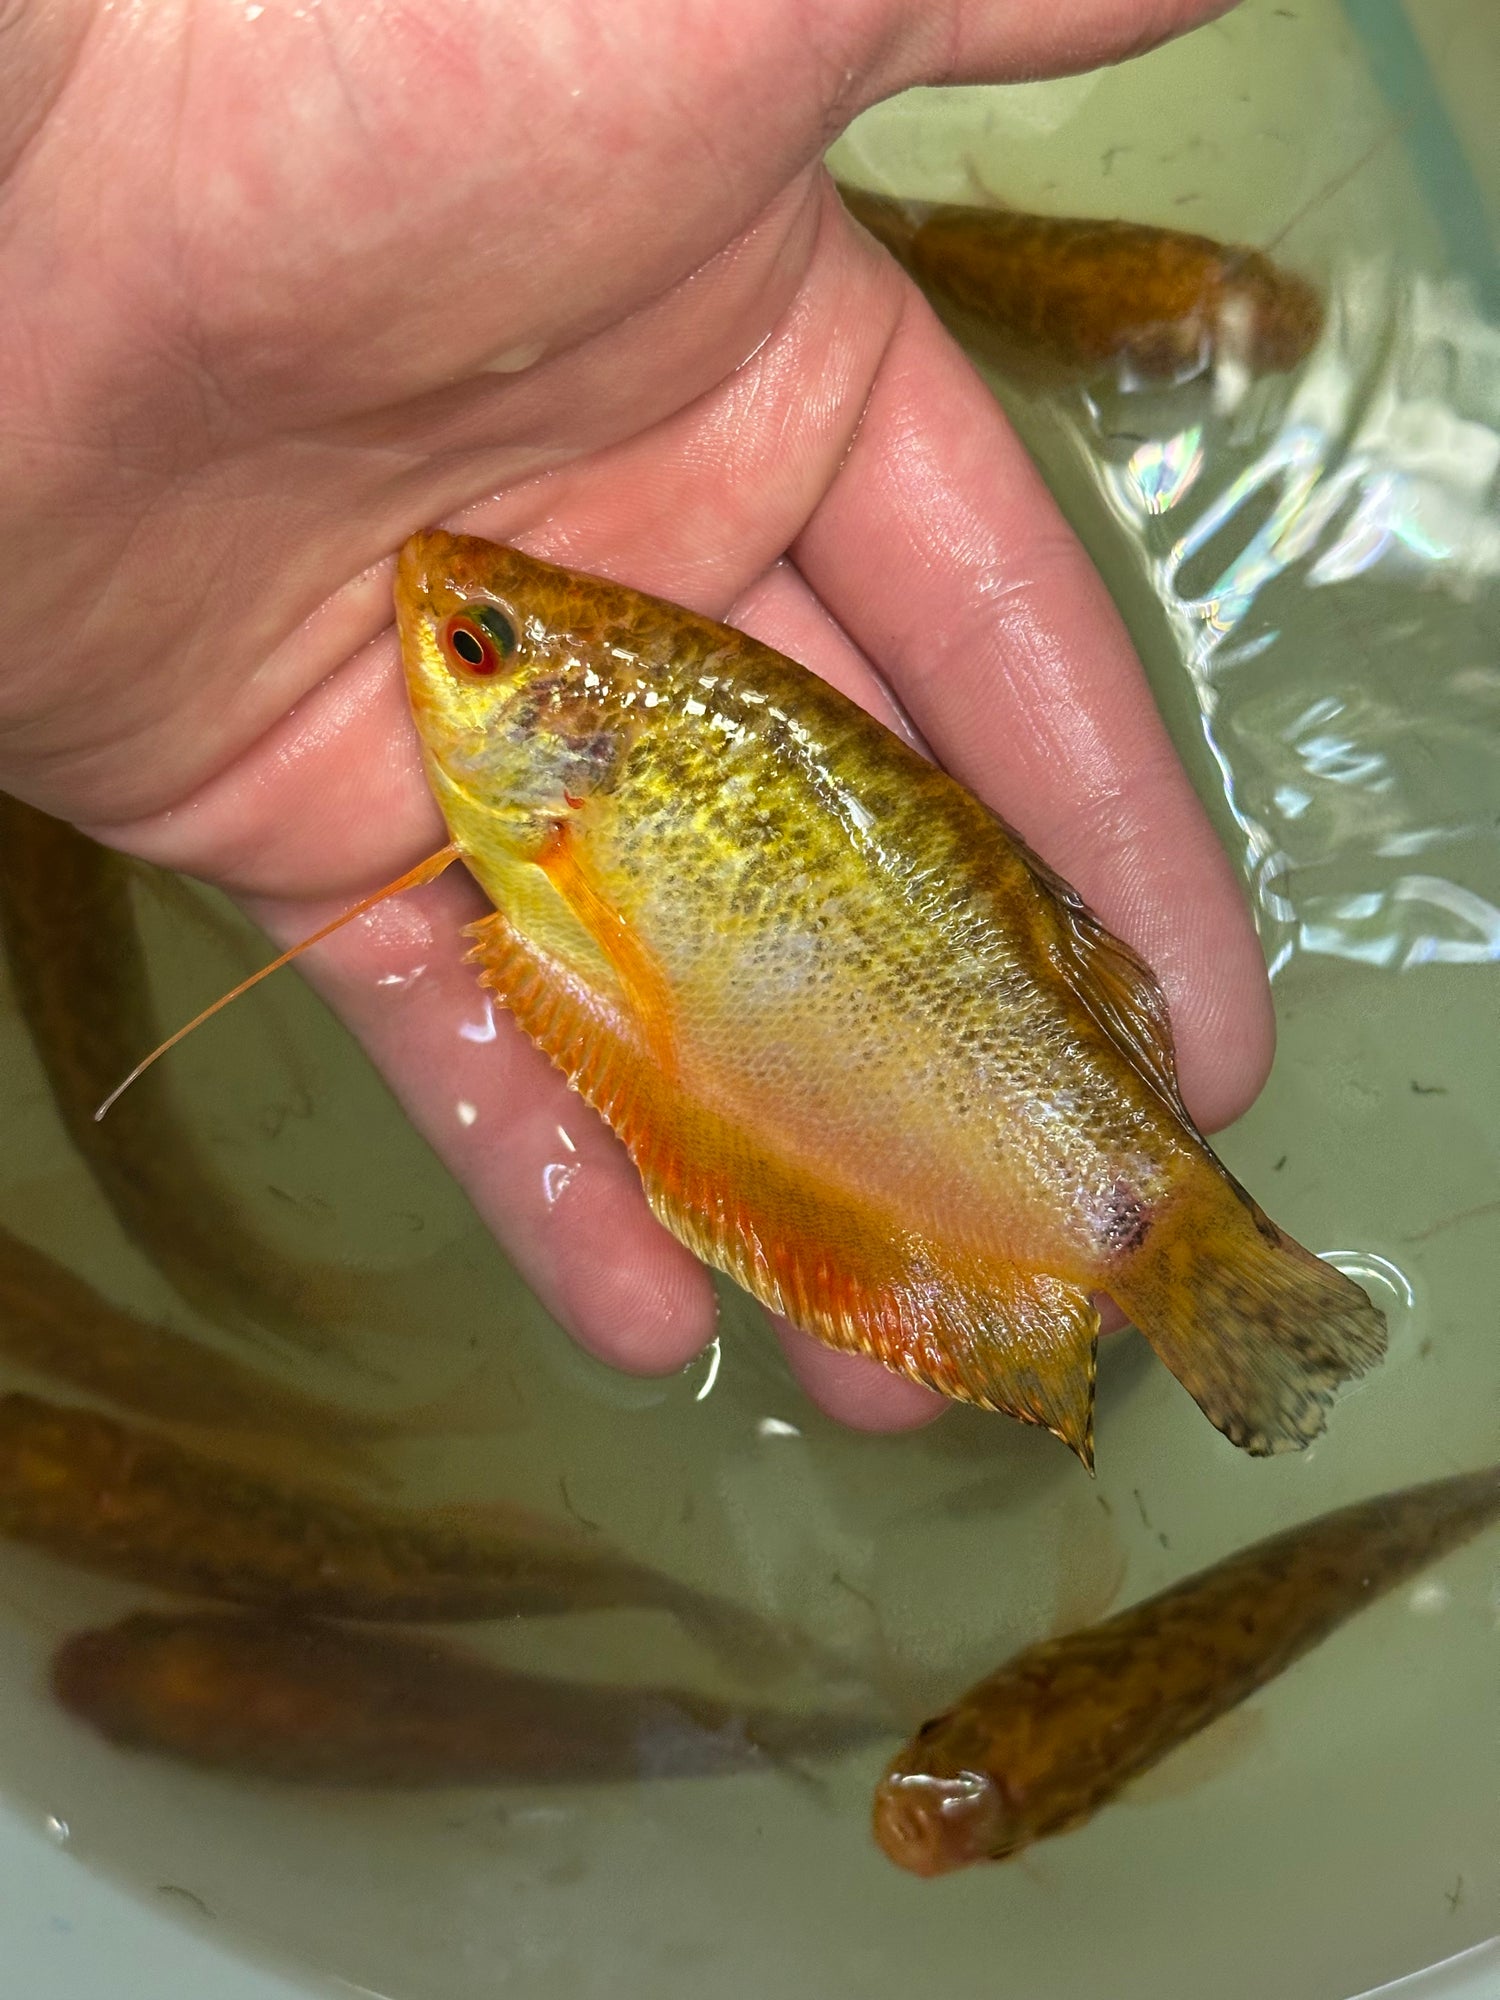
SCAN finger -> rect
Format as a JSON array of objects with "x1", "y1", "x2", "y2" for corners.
[
  {"x1": 775, "y1": 1319, "x2": 948, "y2": 1433},
  {"x1": 241, "y1": 868, "x2": 720, "y2": 1379},
  {"x1": 88, "y1": 179, "x2": 876, "y2": 897},
  {"x1": 12, "y1": 0, "x2": 1227, "y2": 829},
  {"x1": 18, "y1": 168, "x2": 829, "y2": 834},
  {"x1": 792, "y1": 272, "x2": 1274, "y2": 1129}
]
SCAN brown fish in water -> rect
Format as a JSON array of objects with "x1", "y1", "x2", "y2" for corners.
[
  {"x1": 874, "y1": 1464, "x2": 1500, "y2": 1873},
  {"x1": 838, "y1": 185, "x2": 1324, "y2": 379},
  {"x1": 0, "y1": 796, "x2": 371, "y2": 1358},
  {"x1": 0, "y1": 1392, "x2": 771, "y2": 1661},
  {"x1": 395, "y1": 533, "x2": 1383, "y2": 1464},
  {"x1": 53, "y1": 1611, "x2": 876, "y2": 1786},
  {"x1": 0, "y1": 1221, "x2": 436, "y2": 1479}
]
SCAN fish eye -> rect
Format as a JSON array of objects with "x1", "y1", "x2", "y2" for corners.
[{"x1": 440, "y1": 604, "x2": 518, "y2": 678}]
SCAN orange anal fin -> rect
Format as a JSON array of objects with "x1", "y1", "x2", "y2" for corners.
[
  {"x1": 711, "y1": 1178, "x2": 1099, "y2": 1465},
  {"x1": 466, "y1": 902, "x2": 1099, "y2": 1462}
]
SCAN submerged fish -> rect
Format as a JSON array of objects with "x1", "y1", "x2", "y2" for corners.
[
  {"x1": 0, "y1": 1221, "x2": 429, "y2": 1471},
  {"x1": 873, "y1": 1463, "x2": 1500, "y2": 1873},
  {"x1": 394, "y1": 532, "x2": 1383, "y2": 1464},
  {"x1": 837, "y1": 185, "x2": 1324, "y2": 379},
  {"x1": 0, "y1": 1391, "x2": 769, "y2": 1657},
  {"x1": 53, "y1": 1610, "x2": 875, "y2": 1786},
  {"x1": 0, "y1": 797, "x2": 363, "y2": 1357}
]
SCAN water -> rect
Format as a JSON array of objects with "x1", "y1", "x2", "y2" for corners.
[{"x1": 1, "y1": 2, "x2": 1497, "y2": 1993}]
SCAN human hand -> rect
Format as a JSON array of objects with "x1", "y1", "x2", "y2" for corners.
[{"x1": 0, "y1": 0, "x2": 1264, "y2": 1431}]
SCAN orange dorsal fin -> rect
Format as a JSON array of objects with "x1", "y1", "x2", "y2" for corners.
[
  {"x1": 94, "y1": 843, "x2": 461, "y2": 1120},
  {"x1": 997, "y1": 818, "x2": 1187, "y2": 1121},
  {"x1": 1053, "y1": 898, "x2": 1185, "y2": 1119}
]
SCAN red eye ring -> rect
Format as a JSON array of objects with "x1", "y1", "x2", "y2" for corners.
[
  {"x1": 442, "y1": 614, "x2": 497, "y2": 676},
  {"x1": 440, "y1": 603, "x2": 518, "y2": 677}
]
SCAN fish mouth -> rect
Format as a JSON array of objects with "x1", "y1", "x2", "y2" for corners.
[
  {"x1": 397, "y1": 527, "x2": 466, "y2": 592},
  {"x1": 870, "y1": 1766, "x2": 1011, "y2": 1876}
]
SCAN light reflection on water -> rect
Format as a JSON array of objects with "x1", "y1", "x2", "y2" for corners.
[
  {"x1": 1091, "y1": 266, "x2": 1500, "y2": 978},
  {"x1": 831, "y1": 52, "x2": 1500, "y2": 1987}
]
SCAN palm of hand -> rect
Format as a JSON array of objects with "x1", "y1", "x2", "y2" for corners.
[{"x1": 0, "y1": 0, "x2": 1262, "y2": 1428}]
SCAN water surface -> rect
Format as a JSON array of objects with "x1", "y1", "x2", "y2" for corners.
[{"x1": 2, "y1": 4, "x2": 1496, "y2": 1993}]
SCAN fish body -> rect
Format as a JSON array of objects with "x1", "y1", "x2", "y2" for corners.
[
  {"x1": 395, "y1": 533, "x2": 1383, "y2": 1462},
  {"x1": 838, "y1": 185, "x2": 1324, "y2": 378},
  {"x1": 874, "y1": 1464, "x2": 1500, "y2": 1873},
  {"x1": 0, "y1": 797, "x2": 357, "y2": 1357},
  {"x1": 0, "y1": 1223, "x2": 393, "y2": 1452},
  {"x1": 0, "y1": 1391, "x2": 760, "y2": 1655},
  {"x1": 53, "y1": 1611, "x2": 875, "y2": 1786}
]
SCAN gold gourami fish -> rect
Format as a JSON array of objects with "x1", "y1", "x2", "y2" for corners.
[
  {"x1": 0, "y1": 1391, "x2": 768, "y2": 1658},
  {"x1": 874, "y1": 1463, "x2": 1500, "y2": 1874},
  {"x1": 0, "y1": 796, "x2": 373, "y2": 1358},
  {"x1": 53, "y1": 1610, "x2": 876, "y2": 1786},
  {"x1": 394, "y1": 532, "x2": 1384, "y2": 1465},
  {"x1": 837, "y1": 185, "x2": 1324, "y2": 379}
]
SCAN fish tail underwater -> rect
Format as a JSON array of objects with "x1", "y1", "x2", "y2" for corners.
[{"x1": 1109, "y1": 1167, "x2": 1387, "y2": 1454}]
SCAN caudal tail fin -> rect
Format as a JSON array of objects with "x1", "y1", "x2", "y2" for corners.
[{"x1": 1111, "y1": 1184, "x2": 1387, "y2": 1455}]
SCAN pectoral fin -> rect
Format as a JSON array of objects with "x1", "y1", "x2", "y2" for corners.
[{"x1": 533, "y1": 822, "x2": 679, "y2": 1078}]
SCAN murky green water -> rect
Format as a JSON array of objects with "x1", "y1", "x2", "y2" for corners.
[{"x1": 1, "y1": 2, "x2": 1496, "y2": 1994}]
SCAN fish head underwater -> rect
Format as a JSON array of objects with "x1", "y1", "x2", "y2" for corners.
[
  {"x1": 871, "y1": 1673, "x2": 1134, "y2": 1872},
  {"x1": 872, "y1": 1760, "x2": 1021, "y2": 1876}
]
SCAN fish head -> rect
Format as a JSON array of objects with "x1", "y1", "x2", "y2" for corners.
[
  {"x1": 871, "y1": 1758, "x2": 1020, "y2": 1875},
  {"x1": 394, "y1": 529, "x2": 635, "y2": 869}
]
